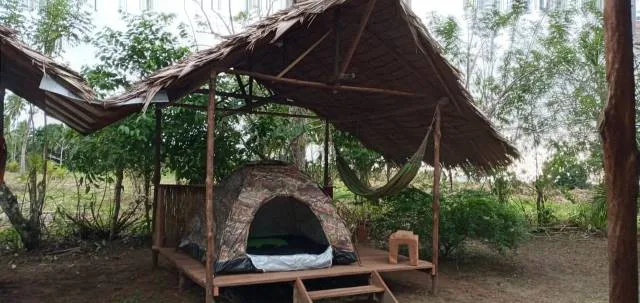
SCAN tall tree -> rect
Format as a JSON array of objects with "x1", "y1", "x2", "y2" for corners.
[
  {"x1": 74, "y1": 12, "x2": 189, "y2": 238},
  {"x1": 601, "y1": 0, "x2": 638, "y2": 301},
  {"x1": 0, "y1": 0, "x2": 91, "y2": 250}
]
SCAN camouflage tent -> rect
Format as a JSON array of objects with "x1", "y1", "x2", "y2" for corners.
[{"x1": 180, "y1": 162, "x2": 357, "y2": 274}]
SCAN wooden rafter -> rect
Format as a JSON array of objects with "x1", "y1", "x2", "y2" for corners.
[
  {"x1": 168, "y1": 102, "x2": 320, "y2": 119},
  {"x1": 191, "y1": 90, "x2": 288, "y2": 104},
  {"x1": 277, "y1": 29, "x2": 332, "y2": 78},
  {"x1": 339, "y1": 0, "x2": 377, "y2": 76}
]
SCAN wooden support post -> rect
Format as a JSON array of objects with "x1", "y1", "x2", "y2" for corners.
[
  {"x1": 339, "y1": 0, "x2": 376, "y2": 76},
  {"x1": 323, "y1": 119, "x2": 331, "y2": 197},
  {"x1": 153, "y1": 186, "x2": 165, "y2": 248},
  {"x1": 0, "y1": 86, "x2": 5, "y2": 185},
  {"x1": 431, "y1": 105, "x2": 442, "y2": 295},
  {"x1": 205, "y1": 70, "x2": 219, "y2": 303},
  {"x1": 152, "y1": 105, "x2": 162, "y2": 267},
  {"x1": 602, "y1": 1, "x2": 639, "y2": 302}
]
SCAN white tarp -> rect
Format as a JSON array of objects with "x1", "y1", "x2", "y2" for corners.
[
  {"x1": 247, "y1": 246, "x2": 333, "y2": 272},
  {"x1": 39, "y1": 73, "x2": 83, "y2": 101}
]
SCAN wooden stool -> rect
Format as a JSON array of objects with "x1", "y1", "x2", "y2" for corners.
[{"x1": 388, "y1": 230, "x2": 419, "y2": 266}]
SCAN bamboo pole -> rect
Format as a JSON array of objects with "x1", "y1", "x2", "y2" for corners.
[
  {"x1": 602, "y1": 1, "x2": 638, "y2": 302},
  {"x1": 431, "y1": 105, "x2": 441, "y2": 295},
  {"x1": 339, "y1": 0, "x2": 376, "y2": 76},
  {"x1": 205, "y1": 71, "x2": 218, "y2": 303},
  {"x1": 151, "y1": 105, "x2": 162, "y2": 267},
  {"x1": 224, "y1": 69, "x2": 428, "y2": 98},
  {"x1": 278, "y1": 30, "x2": 332, "y2": 78}
]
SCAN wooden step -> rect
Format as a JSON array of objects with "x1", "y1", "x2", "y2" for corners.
[{"x1": 307, "y1": 285, "x2": 385, "y2": 300}]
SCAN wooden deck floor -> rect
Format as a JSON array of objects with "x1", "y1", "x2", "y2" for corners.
[{"x1": 154, "y1": 246, "x2": 433, "y2": 289}]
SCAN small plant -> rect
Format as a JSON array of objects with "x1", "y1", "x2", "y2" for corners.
[
  {"x1": 491, "y1": 172, "x2": 515, "y2": 204},
  {"x1": 0, "y1": 228, "x2": 22, "y2": 250}
]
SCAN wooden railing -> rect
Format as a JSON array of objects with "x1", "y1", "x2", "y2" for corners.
[{"x1": 154, "y1": 184, "x2": 205, "y2": 248}]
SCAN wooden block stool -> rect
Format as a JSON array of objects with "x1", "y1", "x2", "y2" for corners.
[{"x1": 388, "y1": 230, "x2": 419, "y2": 266}]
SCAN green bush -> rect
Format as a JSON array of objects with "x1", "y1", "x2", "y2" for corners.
[
  {"x1": 370, "y1": 188, "x2": 528, "y2": 258},
  {"x1": 0, "y1": 227, "x2": 22, "y2": 250},
  {"x1": 5, "y1": 161, "x2": 19, "y2": 173},
  {"x1": 571, "y1": 185, "x2": 607, "y2": 231}
]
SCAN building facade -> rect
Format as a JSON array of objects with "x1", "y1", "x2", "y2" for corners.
[{"x1": 465, "y1": 0, "x2": 605, "y2": 13}]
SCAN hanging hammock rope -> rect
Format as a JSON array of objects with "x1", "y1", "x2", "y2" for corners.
[{"x1": 335, "y1": 108, "x2": 438, "y2": 200}]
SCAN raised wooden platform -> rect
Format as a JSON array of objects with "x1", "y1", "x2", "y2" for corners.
[{"x1": 153, "y1": 245, "x2": 433, "y2": 290}]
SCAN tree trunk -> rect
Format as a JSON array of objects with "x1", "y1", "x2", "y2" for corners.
[
  {"x1": 535, "y1": 181, "x2": 544, "y2": 226},
  {"x1": 290, "y1": 133, "x2": 306, "y2": 170},
  {"x1": 601, "y1": 1, "x2": 639, "y2": 302},
  {"x1": 0, "y1": 184, "x2": 40, "y2": 249},
  {"x1": 19, "y1": 106, "x2": 34, "y2": 173},
  {"x1": 109, "y1": 168, "x2": 124, "y2": 240}
]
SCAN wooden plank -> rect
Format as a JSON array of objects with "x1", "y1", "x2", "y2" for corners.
[
  {"x1": 293, "y1": 278, "x2": 312, "y2": 303},
  {"x1": 308, "y1": 285, "x2": 384, "y2": 300},
  {"x1": 214, "y1": 248, "x2": 432, "y2": 287},
  {"x1": 154, "y1": 245, "x2": 432, "y2": 290},
  {"x1": 372, "y1": 271, "x2": 399, "y2": 303},
  {"x1": 154, "y1": 247, "x2": 206, "y2": 287}
]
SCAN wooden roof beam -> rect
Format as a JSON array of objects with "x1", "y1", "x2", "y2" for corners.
[
  {"x1": 222, "y1": 69, "x2": 428, "y2": 98},
  {"x1": 168, "y1": 103, "x2": 320, "y2": 119},
  {"x1": 190, "y1": 89, "x2": 289, "y2": 104}
]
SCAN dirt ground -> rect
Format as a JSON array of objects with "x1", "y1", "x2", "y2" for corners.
[{"x1": 0, "y1": 233, "x2": 609, "y2": 303}]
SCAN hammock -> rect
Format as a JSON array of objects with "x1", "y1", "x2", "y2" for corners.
[{"x1": 335, "y1": 122, "x2": 434, "y2": 200}]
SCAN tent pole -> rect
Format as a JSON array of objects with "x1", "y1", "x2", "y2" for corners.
[
  {"x1": 205, "y1": 70, "x2": 219, "y2": 303},
  {"x1": 602, "y1": 0, "x2": 638, "y2": 302},
  {"x1": 323, "y1": 119, "x2": 331, "y2": 197},
  {"x1": 152, "y1": 105, "x2": 162, "y2": 267},
  {"x1": 431, "y1": 105, "x2": 441, "y2": 295}
]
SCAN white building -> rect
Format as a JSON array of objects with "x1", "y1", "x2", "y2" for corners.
[{"x1": 465, "y1": 0, "x2": 605, "y2": 13}]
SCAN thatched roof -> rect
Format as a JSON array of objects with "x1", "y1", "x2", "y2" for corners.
[
  {"x1": 109, "y1": 0, "x2": 518, "y2": 170},
  {"x1": 0, "y1": 25, "x2": 139, "y2": 134}
]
